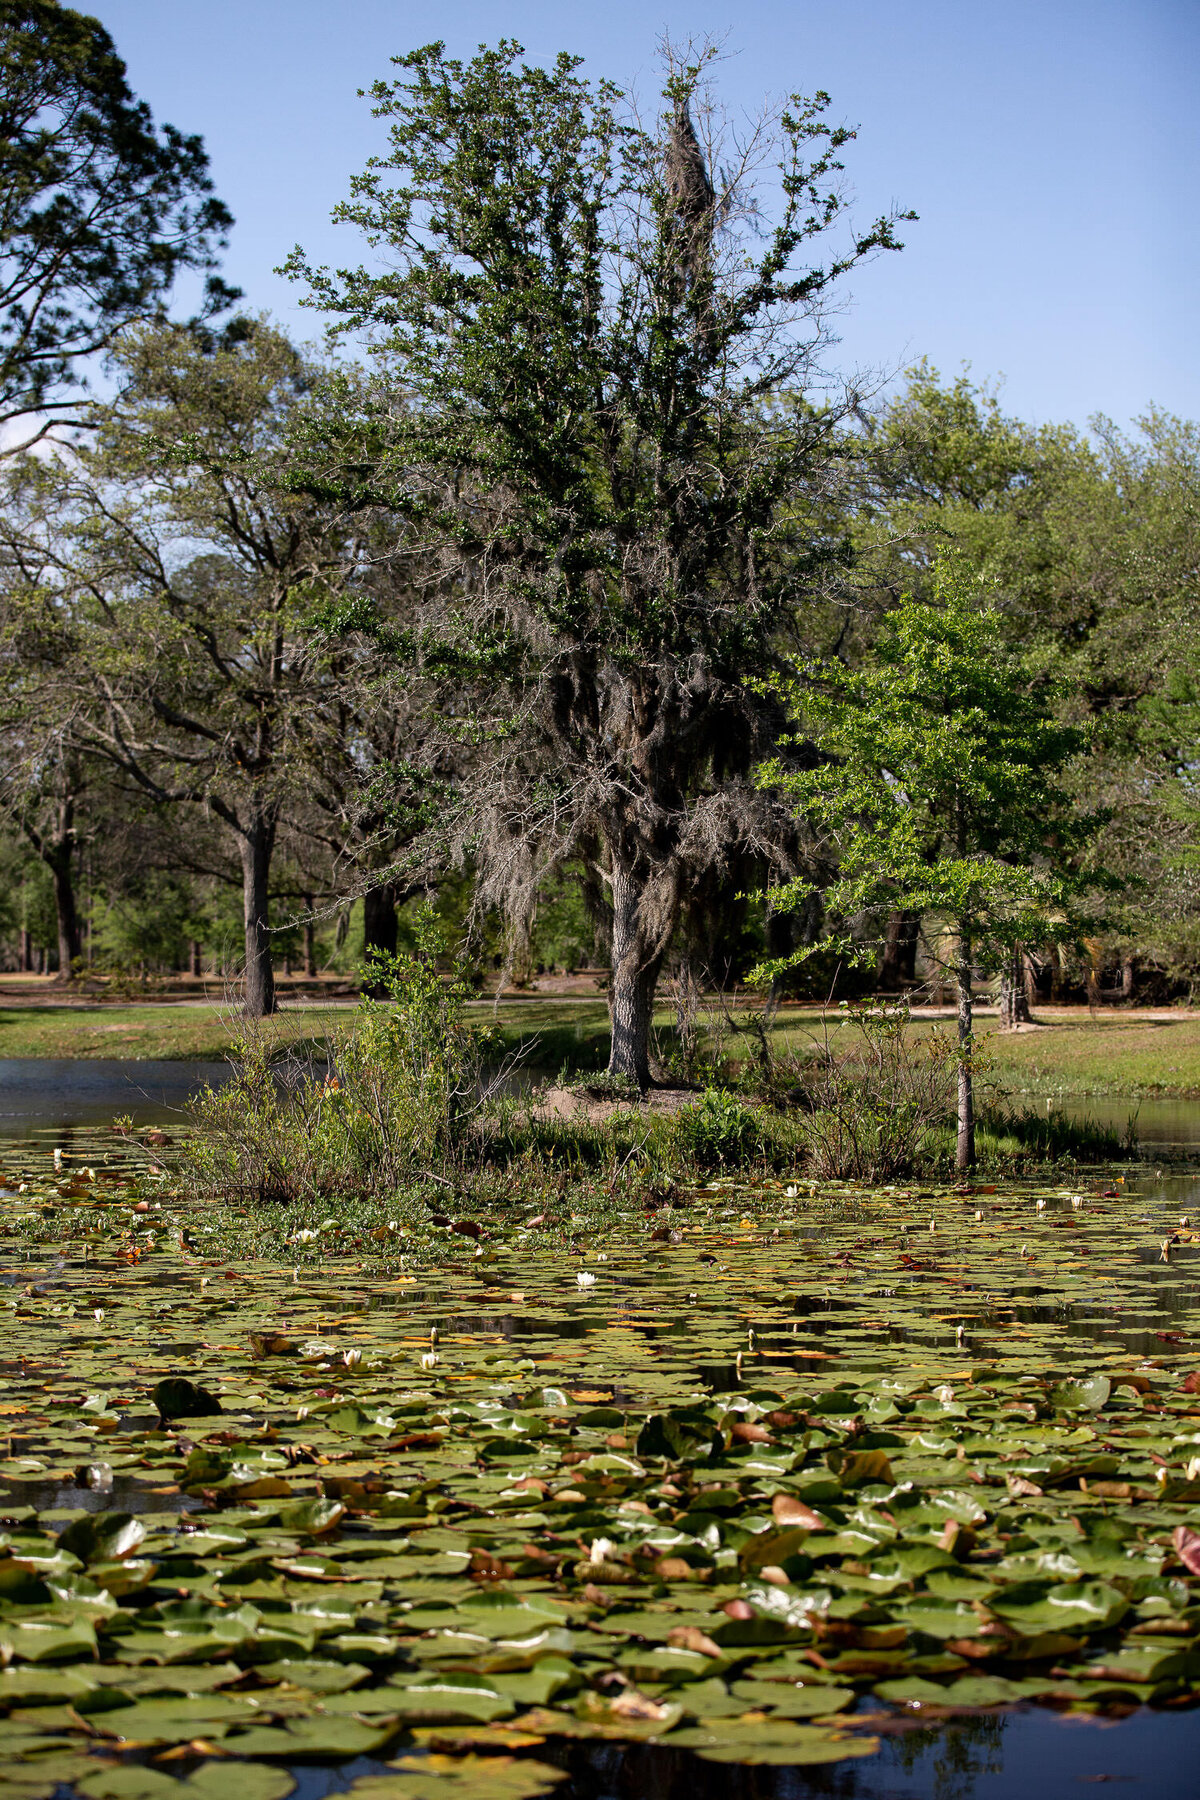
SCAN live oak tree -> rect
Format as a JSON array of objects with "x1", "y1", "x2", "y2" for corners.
[
  {"x1": 759, "y1": 560, "x2": 1104, "y2": 1169},
  {"x1": 288, "y1": 39, "x2": 912, "y2": 1087},
  {"x1": 0, "y1": 317, "x2": 358, "y2": 1015},
  {"x1": 0, "y1": 0, "x2": 235, "y2": 439}
]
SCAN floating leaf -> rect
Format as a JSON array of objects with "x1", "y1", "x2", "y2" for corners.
[
  {"x1": 58, "y1": 1511, "x2": 146, "y2": 1566},
  {"x1": 1050, "y1": 1374, "x2": 1111, "y2": 1412},
  {"x1": 347, "y1": 1756, "x2": 565, "y2": 1797}
]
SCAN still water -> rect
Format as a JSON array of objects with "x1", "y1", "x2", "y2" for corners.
[{"x1": 0, "y1": 1057, "x2": 229, "y2": 1134}]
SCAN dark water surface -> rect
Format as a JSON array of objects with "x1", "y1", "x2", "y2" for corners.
[
  {"x1": 0, "y1": 1057, "x2": 229, "y2": 1134},
  {"x1": 270, "y1": 1705, "x2": 1200, "y2": 1800}
]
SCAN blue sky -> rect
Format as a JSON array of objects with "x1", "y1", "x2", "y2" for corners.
[{"x1": 94, "y1": 0, "x2": 1196, "y2": 431}]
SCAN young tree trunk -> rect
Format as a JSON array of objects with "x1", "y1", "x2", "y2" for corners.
[
  {"x1": 20, "y1": 927, "x2": 32, "y2": 972},
  {"x1": 190, "y1": 940, "x2": 203, "y2": 978},
  {"x1": 607, "y1": 862, "x2": 662, "y2": 1090},
  {"x1": 237, "y1": 812, "x2": 278, "y2": 1018},
  {"x1": 879, "y1": 909, "x2": 920, "y2": 991},
  {"x1": 955, "y1": 927, "x2": 975, "y2": 1172},
  {"x1": 303, "y1": 895, "x2": 316, "y2": 977},
  {"x1": 998, "y1": 944, "x2": 1033, "y2": 1029}
]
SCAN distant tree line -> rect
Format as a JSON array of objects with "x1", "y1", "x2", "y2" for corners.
[{"x1": 1, "y1": 15, "x2": 1198, "y2": 1091}]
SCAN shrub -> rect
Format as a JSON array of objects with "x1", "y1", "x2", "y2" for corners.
[
  {"x1": 796, "y1": 1001, "x2": 955, "y2": 1181},
  {"x1": 673, "y1": 1087, "x2": 762, "y2": 1170},
  {"x1": 184, "y1": 904, "x2": 497, "y2": 1204}
]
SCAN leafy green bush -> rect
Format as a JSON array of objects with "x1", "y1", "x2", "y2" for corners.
[{"x1": 672, "y1": 1087, "x2": 761, "y2": 1169}]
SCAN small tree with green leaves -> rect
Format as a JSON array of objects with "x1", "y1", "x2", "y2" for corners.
[{"x1": 757, "y1": 559, "x2": 1107, "y2": 1168}]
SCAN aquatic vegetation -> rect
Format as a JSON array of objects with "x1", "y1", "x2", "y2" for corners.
[{"x1": 0, "y1": 1136, "x2": 1198, "y2": 1795}]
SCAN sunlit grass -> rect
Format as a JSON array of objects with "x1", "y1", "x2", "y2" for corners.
[{"x1": 3, "y1": 991, "x2": 1199, "y2": 1099}]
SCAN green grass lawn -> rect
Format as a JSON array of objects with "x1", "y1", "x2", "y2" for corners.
[
  {"x1": 3, "y1": 992, "x2": 1198, "y2": 1098},
  {"x1": 0, "y1": 1004, "x2": 342, "y2": 1061},
  {"x1": 971, "y1": 1013, "x2": 1200, "y2": 1097},
  {"x1": 762, "y1": 1008, "x2": 1200, "y2": 1098}
]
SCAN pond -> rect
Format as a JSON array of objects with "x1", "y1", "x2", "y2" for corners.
[
  {"x1": 0, "y1": 1059, "x2": 230, "y2": 1137},
  {"x1": 0, "y1": 1071, "x2": 1199, "y2": 1798},
  {"x1": 1048, "y1": 1092, "x2": 1200, "y2": 1153}
]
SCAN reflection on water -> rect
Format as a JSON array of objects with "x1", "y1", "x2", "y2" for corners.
[
  {"x1": 1056, "y1": 1091, "x2": 1200, "y2": 1149},
  {"x1": 274, "y1": 1708, "x2": 1199, "y2": 1800},
  {"x1": 0, "y1": 1057, "x2": 229, "y2": 1134}
]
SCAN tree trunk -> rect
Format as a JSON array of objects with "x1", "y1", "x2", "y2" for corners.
[
  {"x1": 362, "y1": 881, "x2": 399, "y2": 996},
  {"x1": 20, "y1": 928, "x2": 32, "y2": 973},
  {"x1": 237, "y1": 813, "x2": 277, "y2": 1018},
  {"x1": 48, "y1": 840, "x2": 82, "y2": 982},
  {"x1": 607, "y1": 863, "x2": 662, "y2": 1090},
  {"x1": 363, "y1": 882, "x2": 400, "y2": 959},
  {"x1": 190, "y1": 940, "x2": 203, "y2": 978},
  {"x1": 303, "y1": 895, "x2": 316, "y2": 977},
  {"x1": 998, "y1": 944, "x2": 1033, "y2": 1029},
  {"x1": 1120, "y1": 956, "x2": 1135, "y2": 1001},
  {"x1": 955, "y1": 927, "x2": 975, "y2": 1172},
  {"x1": 879, "y1": 909, "x2": 920, "y2": 991},
  {"x1": 21, "y1": 789, "x2": 82, "y2": 983}
]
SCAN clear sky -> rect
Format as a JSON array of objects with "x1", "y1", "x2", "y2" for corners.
[{"x1": 92, "y1": 0, "x2": 1196, "y2": 432}]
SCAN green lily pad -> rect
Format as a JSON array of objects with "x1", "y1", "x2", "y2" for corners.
[
  {"x1": 987, "y1": 1580, "x2": 1128, "y2": 1634},
  {"x1": 667, "y1": 1721, "x2": 879, "y2": 1764},
  {"x1": 1051, "y1": 1375, "x2": 1111, "y2": 1412},
  {"x1": 346, "y1": 1757, "x2": 565, "y2": 1798}
]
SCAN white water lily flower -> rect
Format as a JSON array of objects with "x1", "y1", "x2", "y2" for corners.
[
  {"x1": 343, "y1": 1349, "x2": 362, "y2": 1369},
  {"x1": 53, "y1": 1149, "x2": 63, "y2": 1170},
  {"x1": 295, "y1": 1228, "x2": 319, "y2": 1243},
  {"x1": 588, "y1": 1537, "x2": 614, "y2": 1564},
  {"x1": 420, "y1": 1350, "x2": 440, "y2": 1369},
  {"x1": 93, "y1": 1308, "x2": 104, "y2": 1323},
  {"x1": 935, "y1": 1385, "x2": 954, "y2": 1404},
  {"x1": 576, "y1": 1271, "x2": 597, "y2": 1288}
]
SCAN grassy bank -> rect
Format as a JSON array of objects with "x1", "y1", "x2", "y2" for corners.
[
  {"x1": 478, "y1": 1001, "x2": 1200, "y2": 1101},
  {"x1": 0, "y1": 1002, "x2": 339, "y2": 1060},
  {"x1": 3, "y1": 991, "x2": 1197, "y2": 1102}
]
